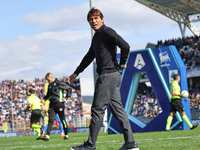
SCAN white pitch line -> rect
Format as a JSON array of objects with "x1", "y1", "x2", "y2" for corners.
[
  {"x1": 136, "y1": 135, "x2": 200, "y2": 143},
  {"x1": 2, "y1": 135, "x2": 200, "y2": 149},
  {"x1": 1, "y1": 142, "x2": 27, "y2": 146}
]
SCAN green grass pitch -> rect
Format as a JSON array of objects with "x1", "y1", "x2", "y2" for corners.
[{"x1": 0, "y1": 127, "x2": 200, "y2": 150}]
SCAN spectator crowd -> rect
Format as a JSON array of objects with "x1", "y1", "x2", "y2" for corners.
[
  {"x1": 131, "y1": 85, "x2": 162, "y2": 123},
  {"x1": 0, "y1": 77, "x2": 83, "y2": 131},
  {"x1": 156, "y1": 35, "x2": 200, "y2": 70},
  {"x1": 140, "y1": 36, "x2": 200, "y2": 80},
  {"x1": 188, "y1": 82, "x2": 200, "y2": 120}
]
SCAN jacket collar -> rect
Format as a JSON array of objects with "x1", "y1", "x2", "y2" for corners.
[{"x1": 95, "y1": 24, "x2": 105, "y2": 34}]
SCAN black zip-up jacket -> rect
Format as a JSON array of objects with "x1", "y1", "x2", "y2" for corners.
[
  {"x1": 74, "y1": 24, "x2": 130, "y2": 76},
  {"x1": 44, "y1": 79, "x2": 72, "y2": 106}
]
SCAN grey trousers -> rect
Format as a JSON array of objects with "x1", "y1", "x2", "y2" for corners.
[{"x1": 88, "y1": 71, "x2": 134, "y2": 145}]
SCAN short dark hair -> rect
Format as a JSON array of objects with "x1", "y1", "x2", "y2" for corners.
[
  {"x1": 45, "y1": 73, "x2": 52, "y2": 79},
  {"x1": 173, "y1": 74, "x2": 180, "y2": 80},
  {"x1": 87, "y1": 7, "x2": 104, "y2": 22},
  {"x1": 29, "y1": 88, "x2": 35, "y2": 94}
]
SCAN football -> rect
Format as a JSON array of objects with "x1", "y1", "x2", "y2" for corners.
[{"x1": 181, "y1": 90, "x2": 189, "y2": 98}]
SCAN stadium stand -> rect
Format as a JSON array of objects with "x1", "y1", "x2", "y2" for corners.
[
  {"x1": 156, "y1": 36, "x2": 200, "y2": 70},
  {"x1": 131, "y1": 84, "x2": 162, "y2": 123},
  {"x1": 0, "y1": 77, "x2": 83, "y2": 132},
  {"x1": 189, "y1": 85, "x2": 200, "y2": 120}
]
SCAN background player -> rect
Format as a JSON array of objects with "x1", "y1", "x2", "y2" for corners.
[
  {"x1": 41, "y1": 73, "x2": 72, "y2": 141},
  {"x1": 166, "y1": 74, "x2": 198, "y2": 131},
  {"x1": 25, "y1": 88, "x2": 43, "y2": 140}
]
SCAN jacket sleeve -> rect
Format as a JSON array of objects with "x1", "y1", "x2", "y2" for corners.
[
  {"x1": 59, "y1": 81, "x2": 72, "y2": 98},
  {"x1": 105, "y1": 27, "x2": 130, "y2": 65},
  {"x1": 74, "y1": 45, "x2": 95, "y2": 76},
  {"x1": 43, "y1": 86, "x2": 51, "y2": 101}
]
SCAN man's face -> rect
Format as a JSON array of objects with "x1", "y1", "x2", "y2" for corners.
[
  {"x1": 89, "y1": 14, "x2": 104, "y2": 32},
  {"x1": 46, "y1": 75, "x2": 54, "y2": 83},
  {"x1": 177, "y1": 76, "x2": 180, "y2": 82}
]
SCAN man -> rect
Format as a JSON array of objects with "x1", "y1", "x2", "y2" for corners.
[
  {"x1": 42, "y1": 73, "x2": 72, "y2": 141},
  {"x1": 69, "y1": 7, "x2": 139, "y2": 150},
  {"x1": 41, "y1": 114, "x2": 65, "y2": 137},
  {"x1": 166, "y1": 74, "x2": 198, "y2": 131},
  {"x1": 26, "y1": 88, "x2": 43, "y2": 140}
]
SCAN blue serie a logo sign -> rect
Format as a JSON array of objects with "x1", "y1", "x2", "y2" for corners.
[{"x1": 109, "y1": 46, "x2": 190, "y2": 134}]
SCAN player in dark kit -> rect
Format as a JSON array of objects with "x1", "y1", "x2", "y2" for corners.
[{"x1": 42, "y1": 73, "x2": 72, "y2": 141}]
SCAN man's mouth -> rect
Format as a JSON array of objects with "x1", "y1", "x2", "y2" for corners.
[{"x1": 93, "y1": 24, "x2": 97, "y2": 28}]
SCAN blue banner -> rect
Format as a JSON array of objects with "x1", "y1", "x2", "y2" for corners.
[{"x1": 108, "y1": 46, "x2": 190, "y2": 134}]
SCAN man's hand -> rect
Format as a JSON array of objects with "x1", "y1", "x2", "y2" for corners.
[
  {"x1": 68, "y1": 74, "x2": 77, "y2": 85},
  {"x1": 119, "y1": 64, "x2": 127, "y2": 70},
  {"x1": 41, "y1": 99, "x2": 45, "y2": 105},
  {"x1": 62, "y1": 98, "x2": 67, "y2": 103}
]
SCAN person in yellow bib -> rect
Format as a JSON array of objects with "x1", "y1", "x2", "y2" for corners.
[
  {"x1": 26, "y1": 88, "x2": 44, "y2": 140},
  {"x1": 2, "y1": 121, "x2": 8, "y2": 132},
  {"x1": 166, "y1": 74, "x2": 198, "y2": 131}
]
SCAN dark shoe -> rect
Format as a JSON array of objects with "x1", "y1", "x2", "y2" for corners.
[
  {"x1": 190, "y1": 124, "x2": 198, "y2": 130},
  {"x1": 71, "y1": 141, "x2": 96, "y2": 150},
  {"x1": 63, "y1": 137, "x2": 68, "y2": 140},
  {"x1": 36, "y1": 136, "x2": 43, "y2": 140},
  {"x1": 42, "y1": 136, "x2": 49, "y2": 141},
  {"x1": 119, "y1": 141, "x2": 139, "y2": 150}
]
